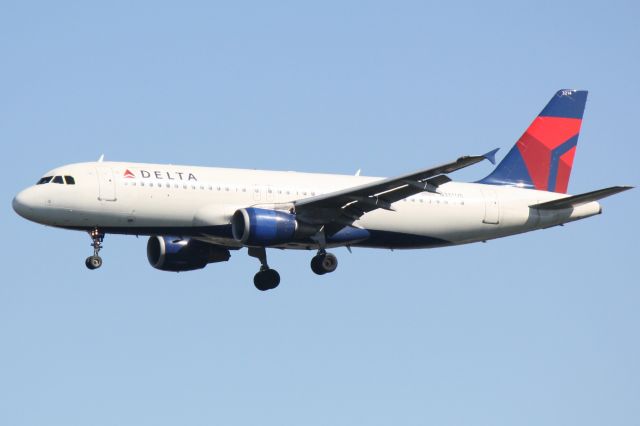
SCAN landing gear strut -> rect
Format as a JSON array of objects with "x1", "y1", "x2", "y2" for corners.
[
  {"x1": 248, "y1": 247, "x2": 280, "y2": 291},
  {"x1": 85, "y1": 228, "x2": 104, "y2": 270},
  {"x1": 310, "y1": 249, "x2": 338, "y2": 275}
]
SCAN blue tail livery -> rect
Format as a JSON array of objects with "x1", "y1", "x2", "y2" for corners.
[{"x1": 480, "y1": 89, "x2": 588, "y2": 193}]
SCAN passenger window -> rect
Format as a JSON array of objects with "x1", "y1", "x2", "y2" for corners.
[
  {"x1": 52, "y1": 176, "x2": 64, "y2": 184},
  {"x1": 64, "y1": 176, "x2": 75, "y2": 185}
]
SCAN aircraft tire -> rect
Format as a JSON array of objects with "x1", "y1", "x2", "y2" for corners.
[
  {"x1": 321, "y1": 253, "x2": 338, "y2": 273},
  {"x1": 310, "y1": 255, "x2": 326, "y2": 275},
  {"x1": 311, "y1": 253, "x2": 338, "y2": 275},
  {"x1": 85, "y1": 256, "x2": 102, "y2": 270},
  {"x1": 254, "y1": 269, "x2": 280, "y2": 291}
]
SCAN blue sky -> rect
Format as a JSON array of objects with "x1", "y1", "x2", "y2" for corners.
[{"x1": 1, "y1": 1, "x2": 638, "y2": 425}]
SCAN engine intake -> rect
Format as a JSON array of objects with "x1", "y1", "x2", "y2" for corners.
[
  {"x1": 232, "y1": 208, "x2": 298, "y2": 246},
  {"x1": 147, "y1": 236, "x2": 231, "y2": 272}
]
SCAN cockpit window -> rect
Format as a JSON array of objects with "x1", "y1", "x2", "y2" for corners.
[{"x1": 36, "y1": 175, "x2": 76, "y2": 185}]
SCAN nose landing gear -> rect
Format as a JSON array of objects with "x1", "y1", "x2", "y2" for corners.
[
  {"x1": 248, "y1": 247, "x2": 280, "y2": 291},
  {"x1": 310, "y1": 249, "x2": 338, "y2": 275},
  {"x1": 85, "y1": 228, "x2": 104, "y2": 270}
]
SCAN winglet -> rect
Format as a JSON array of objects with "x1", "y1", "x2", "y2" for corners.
[{"x1": 483, "y1": 148, "x2": 499, "y2": 165}]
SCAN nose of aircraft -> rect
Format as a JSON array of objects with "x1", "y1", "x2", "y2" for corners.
[{"x1": 12, "y1": 188, "x2": 38, "y2": 220}]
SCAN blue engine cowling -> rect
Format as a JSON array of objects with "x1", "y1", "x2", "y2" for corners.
[
  {"x1": 232, "y1": 208, "x2": 297, "y2": 246},
  {"x1": 147, "y1": 236, "x2": 231, "y2": 272}
]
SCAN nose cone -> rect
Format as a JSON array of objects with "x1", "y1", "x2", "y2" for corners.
[{"x1": 13, "y1": 188, "x2": 38, "y2": 220}]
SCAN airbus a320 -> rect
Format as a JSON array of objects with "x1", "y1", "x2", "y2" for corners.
[{"x1": 12, "y1": 90, "x2": 632, "y2": 290}]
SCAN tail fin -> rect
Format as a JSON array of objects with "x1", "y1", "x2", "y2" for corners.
[{"x1": 479, "y1": 89, "x2": 588, "y2": 193}]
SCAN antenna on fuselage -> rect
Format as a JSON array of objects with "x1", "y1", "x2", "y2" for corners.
[
  {"x1": 97, "y1": 154, "x2": 104, "y2": 162},
  {"x1": 355, "y1": 169, "x2": 361, "y2": 176}
]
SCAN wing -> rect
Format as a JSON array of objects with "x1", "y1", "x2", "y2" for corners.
[{"x1": 293, "y1": 149, "x2": 499, "y2": 230}]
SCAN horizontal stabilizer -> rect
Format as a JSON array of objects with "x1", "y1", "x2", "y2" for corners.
[{"x1": 530, "y1": 186, "x2": 633, "y2": 210}]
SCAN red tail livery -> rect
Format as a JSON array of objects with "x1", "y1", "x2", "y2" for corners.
[{"x1": 480, "y1": 89, "x2": 587, "y2": 193}]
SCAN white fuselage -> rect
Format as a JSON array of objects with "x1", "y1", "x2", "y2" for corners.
[{"x1": 12, "y1": 161, "x2": 602, "y2": 249}]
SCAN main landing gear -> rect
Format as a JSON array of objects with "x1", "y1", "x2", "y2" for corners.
[
  {"x1": 247, "y1": 247, "x2": 339, "y2": 291},
  {"x1": 248, "y1": 247, "x2": 280, "y2": 291},
  {"x1": 85, "y1": 228, "x2": 104, "y2": 270},
  {"x1": 310, "y1": 249, "x2": 338, "y2": 275}
]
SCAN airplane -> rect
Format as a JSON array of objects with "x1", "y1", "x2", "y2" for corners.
[{"x1": 12, "y1": 89, "x2": 632, "y2": 291}]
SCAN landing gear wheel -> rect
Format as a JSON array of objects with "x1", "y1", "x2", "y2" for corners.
[
  {"x1": 85, "y1": 255, "x2": 103, "y2": 270},
  {"x1": 311, "y1": 255, "x2": 326, "y2": 275},
  {"x1": 253, "y1": 268, "x2": 281, "y2": 291},
  {"x1": 85, "y1": 228, "x2": 105, "y2": 271},
  {"x1": 311, "y1": 252, "x2": 338, "y2": 275},
  {"x1": 248, "y1": 247, "x2": 281, "y2": 291}
]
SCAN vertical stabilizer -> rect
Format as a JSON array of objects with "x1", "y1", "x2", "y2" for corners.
[{"x1": 479, "y1": 89, "x2": 588, "y2": 193}]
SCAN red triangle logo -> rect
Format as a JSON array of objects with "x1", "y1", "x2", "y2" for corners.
[{"x1": 123, "y1": 169, "x2": 135, "y2": 178}]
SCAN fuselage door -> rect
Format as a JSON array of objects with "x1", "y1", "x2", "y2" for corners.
[
  {"x1": 481, "y1": 189, "x2": 500, "y2": 224},
  {"x1": 97, "y1": 167, "x2": 117, "y2": 201}
]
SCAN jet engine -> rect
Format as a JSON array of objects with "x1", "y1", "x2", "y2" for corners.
[
  {"x1": 147, "y1": 236, "x2": 231, "y2": 272},
  {"x1": 232, "y1": 207, "x2": 300, "y2": 246}
]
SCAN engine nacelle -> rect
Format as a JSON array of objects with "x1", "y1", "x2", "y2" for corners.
[
  {"x1": 232, "y1": 208, "x2": 298, "y2": 246},
  {"x1": 147, "y1": 236, "x2": 231, "y2": 272}
]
